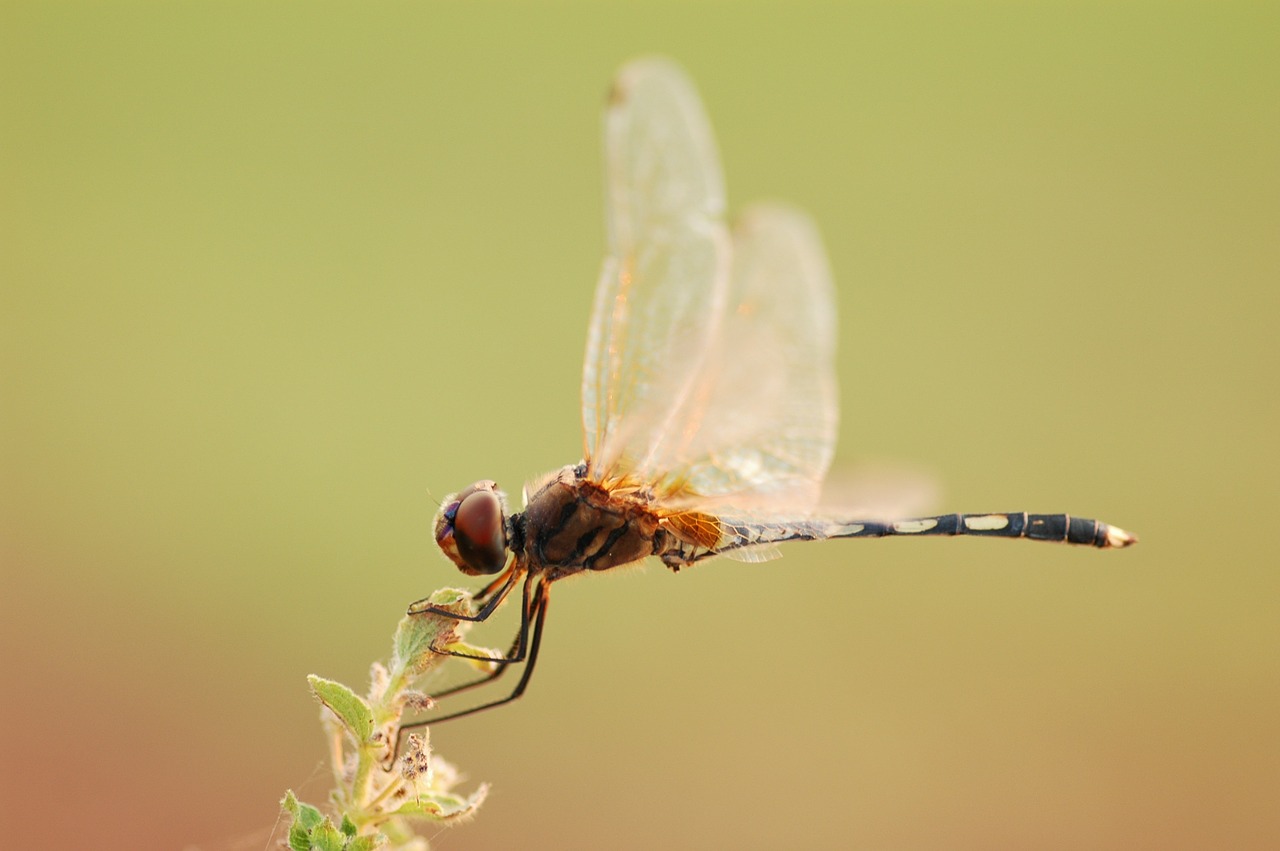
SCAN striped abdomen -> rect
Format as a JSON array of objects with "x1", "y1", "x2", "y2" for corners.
[
  {"x1": 826, "y1": 513, "x2": 1137, "y2": 548},
  {"x1": 666, "y1": 511, "x2": 1137, "y2": 567}
]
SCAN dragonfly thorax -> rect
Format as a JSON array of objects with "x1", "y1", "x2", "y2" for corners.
[
  {"x1": 521, "y1": 464, "x2": 667, "y2": 579},
  {"x1": 434, "y1": 480, "x2": 511, "y2": 575}
]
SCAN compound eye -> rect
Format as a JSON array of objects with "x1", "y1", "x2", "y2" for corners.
[{"x1": 437, "y1": 482, "x2": 508, "y2": 575}]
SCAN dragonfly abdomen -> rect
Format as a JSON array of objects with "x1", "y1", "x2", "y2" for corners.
[
  {"x1": 816, "y1": 512, "x2": 1136, "y2": 549},
  {"x1": 682, "y1": 511, "x2": 1137, "y2": 565}
]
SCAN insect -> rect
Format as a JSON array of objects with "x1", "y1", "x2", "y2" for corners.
[{"x1": 401, "y1": 57, "x2": 1135, "y2": 738}]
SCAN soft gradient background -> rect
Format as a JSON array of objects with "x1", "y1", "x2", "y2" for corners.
[{"x1": 3, "y1": 3, "x2": 1277, "y2": 849}]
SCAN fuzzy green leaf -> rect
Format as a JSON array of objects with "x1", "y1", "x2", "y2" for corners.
[
  {"x1": 298, "y1": 806, "x2": 324, "y2": 830},
  {"x1": 415, "y1": 586, "x2": 472, "y2": 610},
  {"x1": 282, "y1": 791, "x2": 326, "y2": 833},
  {"x1": 288, "y1": 825, "x2": 311, "y2": 851},
  {"x1": 439, "y1": 640, "x2": 503, "y2": 673},
  {"x1": 282, "y1": 792, "x2": 337, "y2": 851},
  {"x1": 391, "y1": 588, "x2": 474, "y2": 680},
  {"x1": 390, "y1": 784, "x2": 489, "y2": 822},
  {"x1": 284, "y1": 587, "x2": 490, "y2": 850},
  {"x1": 308, "y1": 675, "x2": 374, "y2": 743},
  {"x1": 310, "y1": 820, "x2": 346, "y2": 851}
]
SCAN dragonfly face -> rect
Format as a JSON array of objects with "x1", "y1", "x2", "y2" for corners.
[
  {"x1": 395, "y1": 57, "x2": 1135, "y2": 749},
  {"x1": 434, "y1": 480, "x2": 510, "y2": 576}
]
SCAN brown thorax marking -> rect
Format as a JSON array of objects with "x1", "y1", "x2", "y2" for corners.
[{"x1": 519, "y1": 465, "x2": 722, "y2": 579}]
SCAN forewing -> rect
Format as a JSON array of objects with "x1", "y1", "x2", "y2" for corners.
[
  {"x1": 650, "y1": 203, "x2": 840, "y2": 513},
  {"x1": 582, "y1": 58, "x2": 731, "y2": 479}
]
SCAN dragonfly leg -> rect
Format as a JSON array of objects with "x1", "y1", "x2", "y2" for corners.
[
  {"x1": 389, "y1": 575, "x2": 551, "y2": 764},
  {"x1": 419, "y1": 568, "x2": 536, "y2": 663},
  {"x1": 405, "y1": 561, "x2": 522, "y2": 624}
]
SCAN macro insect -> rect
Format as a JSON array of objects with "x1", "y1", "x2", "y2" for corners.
[{"x1": 397, "y1": 57, "x2": 1135, "y2": 745}]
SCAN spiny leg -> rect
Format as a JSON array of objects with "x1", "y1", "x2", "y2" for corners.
[
  {"x1": 422, "y1": 615, "x2": 521, "y2": 702},
  {"x1": 390, "y1": 576, "x2": 551, "y2": 762},
  {"x1": 420, "y1": 578, "x2": 550, "y2": 724},
  {"x1": 390, "y1": 572, "x2": 538, "y2": 762},
  {"x1": 388, "y1": 567, "x2": 532, "y2": 771},
  {"x1": 406, "y1": 561, "x2": 522, "y2": 624},
  {"x1": 421, "y1": 568, "x2": 538, "y2": 665},
  {"x1": 430, "y1": 571, "x2": 539, "y2": 675}
]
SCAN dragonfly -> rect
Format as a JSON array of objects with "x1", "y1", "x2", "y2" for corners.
[{"x1": 399, "y1": 57, "x2": 1135, "y2": 743}]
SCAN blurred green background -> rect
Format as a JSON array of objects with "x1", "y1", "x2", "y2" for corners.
[{"x1": 3, "y1": 2, "x2": 1277, "y2": 849}]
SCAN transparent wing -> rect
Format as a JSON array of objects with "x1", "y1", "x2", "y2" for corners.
[
  {"x1": 582, "y1": 62, "x2": 839, "y2": 522},
  {"x1": 582, "y1": 58, "x2": 731, "y2": 479},
  {"x1": 704, "y1": 465, "x2": 938, "y2": 564},
  {"x1": 816, "y1": 464, "x2": 940, "y2": 520},
  {"x1": 651, "y1": 203, "x2": 839, "y2": 513}
]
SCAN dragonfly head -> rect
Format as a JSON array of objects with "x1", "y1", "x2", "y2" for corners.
[{"x1": 434, "y1": 480, "x2": 510, "y2": 575}]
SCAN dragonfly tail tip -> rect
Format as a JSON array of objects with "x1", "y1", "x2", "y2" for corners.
[{"x1": 1106, "y1": 525, "x2": 1138, "y2": 548}]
